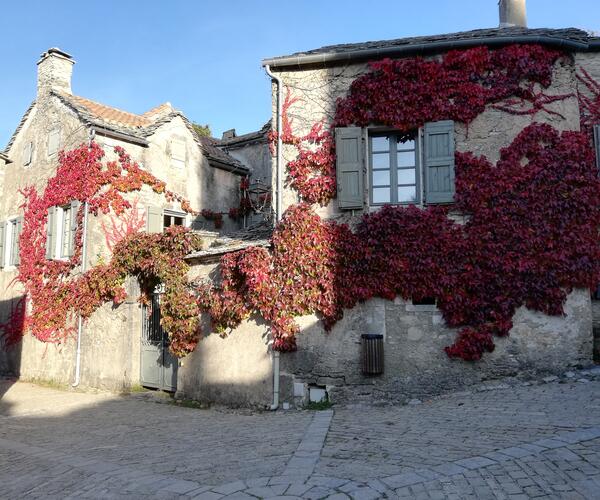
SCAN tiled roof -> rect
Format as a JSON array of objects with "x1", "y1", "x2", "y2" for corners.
[
  {"x1": 263, "y1": 27, "x2": 593, "y2": 67},
  {"x1": 3, "y1": 91, "x2": 247, "y2": 173},
  {"x1": 69, "y1": 95, "x2": 153, "y2": 128}
]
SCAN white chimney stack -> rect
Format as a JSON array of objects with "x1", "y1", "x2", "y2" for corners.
[
  {"x1": 37, "y1": 47, "x2": 75, "y2": 96},
  {"x1": 499, "y1": 0, "x2": 527, "y2": 28}
]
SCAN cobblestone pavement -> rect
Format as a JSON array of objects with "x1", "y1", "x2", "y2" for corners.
[{"x1": 1, "y1": 368, "x2": 599, "y2": 499}]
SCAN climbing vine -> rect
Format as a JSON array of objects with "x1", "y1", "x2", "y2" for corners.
[
  {"x1": 202, "y1": 44, "x2": 600, "y2": 360},
  {"x1": 13, "y1": 143, "x2": 202, "y2": 356}
]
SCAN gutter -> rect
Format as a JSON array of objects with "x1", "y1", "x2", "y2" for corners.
[
  {"x1": 262, "y1": 34, "x2": 593, "y2": 69},
  {"x1": 264, "y1": 64, "x2": 283, "y2": 411}
]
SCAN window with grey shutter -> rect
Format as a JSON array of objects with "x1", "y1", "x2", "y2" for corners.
[
  {"x1": 66, "y1": 201, "x2": 80, "y2": 258},
  {"x1": 423, "y1": 121, "x2": 455, "y2": 204},
  {"x1": 10, "y1": 217, "x2": 23, "y2": 266},
  {"x1": 0, "y1": 221, "x2": 5, "y2": 269},
  {"x1": 48, "y1": 129, "x2": 60, "y2": 157},
  {"x1": 594, "y1": 125, "x2": 600, "y2": 172},
  {"x1": 170, "y1": 139, "x2": 186, "y2": 167},
  {"x1": 23, "y1": 142, "x2": 33, "y2": 166},
  {"x1": 46, "y1": 207, "x2": 56, "y2": 259},
  {"x1": 146, "y1": 206, "x2": 163, "y2": 233},
  {"x1": 335, "y1": 127, "x2": 364, "y2": 210}
]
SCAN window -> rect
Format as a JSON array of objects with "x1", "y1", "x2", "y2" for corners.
[
  {"x1": 370, "y1": 133, "x2": 419, "y2": 205},
  {"x1": 48, "y1": 129, "x2": 60, "y2": 157},
  {"x1": 170, "y1": 139, "x2": 186, "y2": 168},
  {"x1": 146, "y1": 206, "x2": 187, "y2": 233},
  {"x1": 46, "y1": 202, "x2": 78, "y2": 260},
  {"x1": 23, "y1": 142, "x2": 33, "y2": 166},
  {"x1": 0, "y1": 217, "x2": 23, "y2": 269},
  {"x1": 335, "y1": 120, "x2": 455, "y2": 210},
  {"x1": 163, "y1": 213, "x2": 185, "y2": 229}
]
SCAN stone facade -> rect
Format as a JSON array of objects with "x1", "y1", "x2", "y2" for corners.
[{"x1": 0, "y1": 48, "x2": 249, "y2": 391}]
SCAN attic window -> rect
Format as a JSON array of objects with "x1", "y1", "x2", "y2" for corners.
[
  {"x1": 23, "y1": 142, "x2": 33, "y2": 166},
  {"x1": 48, "y1": 129, "x2": 60, "y2": 157},
  {"x1": 170, "y1": 140, "x2": 186, "y2": 168}
]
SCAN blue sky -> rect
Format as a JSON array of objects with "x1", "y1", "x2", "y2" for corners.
[{"x1": 1, "y1": 0, "x2": 599, "y2": 147}]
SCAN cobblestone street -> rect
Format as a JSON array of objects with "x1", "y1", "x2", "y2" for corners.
[{"x1": 1, "y1": 369, "x2": 599, "y2": 499}]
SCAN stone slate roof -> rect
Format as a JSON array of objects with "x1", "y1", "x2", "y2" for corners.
[
  {"x1": 263, "y1": 27, "x2": 593, "y2": 67},
  {"x1": 218, "y1": 121, "x2": 271, "y2": 149},
  {"x1": 197, "y1": 136, "x2": 250, "y2": 175},
  {"x1": 3, "y1": 101, "x2": 36, "y2": 153},
  {"x1": 186, "y1": 222, "x2": 273, "y2": 263}
]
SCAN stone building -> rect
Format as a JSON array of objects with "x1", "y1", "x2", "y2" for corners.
[
  {"x1": 0, "y1": 48, "x2": 253, "y2": 390},
  {"x1": 176, "y1": 24, "x2": 600, "y2": 408}
]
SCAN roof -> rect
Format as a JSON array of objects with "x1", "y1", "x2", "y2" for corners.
[
  {"x1": 186, "y1": 223, "x2": 273, "y2": 263},
  {"x1": 3, "y1": 91, "x2": 248, "y2": 174},
  {"x1": 218, "y1": 121, "x2": 271, "y2": 149},
  {"x1": 262, "y1": 27, "x2": 598, "y2": 68},
  {"x1": 0, "y1": 152, "x2": 11, "y2": 164}
]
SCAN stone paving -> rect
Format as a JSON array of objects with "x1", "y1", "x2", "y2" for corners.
[{"x1": 1, "y1": 367, "x2": 599, "y2": 499}]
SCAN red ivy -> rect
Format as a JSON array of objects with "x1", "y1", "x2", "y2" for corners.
[{"x1": 14, "y1": 142, "x2": 202, "y2": 356}]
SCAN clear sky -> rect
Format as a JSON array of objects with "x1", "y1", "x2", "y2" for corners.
[{"x1": 1, "y1": 0, "x2": 599, "y2": 147}]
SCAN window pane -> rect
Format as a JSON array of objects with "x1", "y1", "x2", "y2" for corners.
[
  {"x1": 372, "y1": 170, "x2": 390, "y2": 186},
  {"x1": 372, "y1": 152, "x2": 390, "y2": 169},
  {"x1": 372, "y1": 187, "x2": 391, "y2": 204},
  {"x1": 371, "y1": 136, "x2": 389, "y2": 152},
  {"x1": 398, "y1": 151, "x2": 416, "y2": 167},
  {"x1": 398, "y1": 186, "x2": 418, "y2": 203},
  {"x1": 62, "y1": 208, "x2": 71, "y2": 257},
  {"x1": 397, "y1": 168, "x2": 416, "y2": 185},
  {"x1": 397, "y1": 139, "x2": 415, "y2": 151}
]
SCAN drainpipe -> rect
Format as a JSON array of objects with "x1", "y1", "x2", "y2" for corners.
[
  {"x1": 264, "y1": 64, "x2": 282, "y2": 410},
  {"x1": 71, "y1": 200, "x2": 88, "y2": 388}
]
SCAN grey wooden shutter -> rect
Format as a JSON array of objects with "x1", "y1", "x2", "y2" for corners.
[
  {"x1": 335, "y1": 127, "x2": 364, "y2": 209},
  {"x1": 13, "y1": 217, "x2": 23, "y2": 266},
  {"x1": 594, "y1": 125, "x2": 600, "y2": 172},
  {"x1": 48, "y1": 129, "x2": 60, "y2": 156},
  {"x1": 0, "y1": 221, "x2": 5, "y2": 269},
  {"x1": 46, "y1": 207, "x2": 56, "y2": 259},
  {"x1": 23, "y1": 142, "x2": 32, "y2": 166},
  {"x1": 424, "y1": 121, "x2": 455, "y2": 204},
  {"x1": 146, "y1": 206, "x2": 163, "y2": 233},
  {"x1": 67, "y1": 201, "x2": 80, "y2": 257}
]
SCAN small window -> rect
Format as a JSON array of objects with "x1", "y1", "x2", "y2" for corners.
[
  {"x1": 2, "y1": 218, "x2": 22, "y2": 268},
  {"x1": 170, "y1": 139, "x2": 186, "y2": 168},
  {"x1": 48, "y1": 129, "x2": 60, "y2": 157},
  {"x1": 370, "y1": 133, "x2": 419, "y2": 205},
  {"x1": 163, "y1": 213, "x2": 185, "y2": 230},
  {"x1": 23, "y1": 142, "x2": 33, "y2": 166}
]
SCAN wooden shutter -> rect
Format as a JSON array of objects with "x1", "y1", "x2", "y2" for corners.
[
  {"x1": 46, "y1": 207, "x2": 56, "y2": 259},
  {"x1": 48, "y1": 129, "x2": 60, "y2": 156},
  {"x1": 424, "y1": 121, "x2": 455, "y2": 204},
  {"x1": 23, "y1": 142, "x2": 33, "y2": 166},
  {"x1": 13, "y1": 217, "x2": 23, "y2": 266},
  {"x1": 171, "y1": 140, "x2": 186, "y2": 164},
  {"x1": 67, "y1": 201, "x2": 80, "y2": 257},
  {"x1": 0, "y1": 221, "x2": 5, "y2": 269},
  {"x1": 146, "y1": 206, "x2": 163, "y2": 233},
  {"x1": 594, "y1": 125, "x2": 600, "y2": 172},
  {"x1": 335, "y1": 127, "x2": 364, "y2": 210}
]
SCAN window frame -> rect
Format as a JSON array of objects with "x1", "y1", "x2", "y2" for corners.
[
  {"x1": 162, "y1": 209, "x2": 187, "y2": 231},
  {"x1": 170, "y1": 139, "x2": 186, "y2": 169},
  {"x1": 368, "y1": 130, "x2": 421, "y2": 207},
  {"x1": 48, "y1": 128, "x2": 60, "y2": 157},
  {"x1": 23, "y1": 141, "x2": 33, "y2": 166},
  {"x1": 3, "y1": 217, "x2": 21, "y2": 268}
]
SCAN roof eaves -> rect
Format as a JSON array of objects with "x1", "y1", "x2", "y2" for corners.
[
  {"x1": 262, "y1": 28, "x2": 593, "y2": 69},
  {"x1": 3, "y1": 101, "x2": 36, "y2": 153},
  {"x1": 0, "y1": 152, "x2": 12, "y2": 164}
]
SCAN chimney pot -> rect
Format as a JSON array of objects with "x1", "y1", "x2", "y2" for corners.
[
  {"x1": 37, "y1": 47, "x2": 75, "y2": 97},
  {"x1": 499, "y1": 0, "x2": 527, "y2": 28}
]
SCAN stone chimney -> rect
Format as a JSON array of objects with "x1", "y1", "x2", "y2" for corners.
[
  {"x1": 37, "y1": 48, "x2": 75, "y2": 96},
  {"x1": 499, "y1": 0, "x2": 527, "y2": 28}
]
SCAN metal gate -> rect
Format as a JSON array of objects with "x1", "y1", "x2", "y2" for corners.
[{"x1": 140, "y1": 287, "x2": 178, "y2": 391}]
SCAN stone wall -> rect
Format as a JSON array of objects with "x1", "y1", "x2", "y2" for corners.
[{"x1": 278, "y1": 290, "x2": 592, "y2": 406}]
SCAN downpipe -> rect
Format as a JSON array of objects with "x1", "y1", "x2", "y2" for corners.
[
  {"x1": 264, "y1": 64, "x2": 283, "y2": 410},
  {"x1": 72, "y1": 200, "x2": 89, "y2": 388}
]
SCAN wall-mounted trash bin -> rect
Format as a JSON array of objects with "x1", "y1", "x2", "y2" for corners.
[{"x1": 361, "y1": 334, "x2": 384, "y2": 375}]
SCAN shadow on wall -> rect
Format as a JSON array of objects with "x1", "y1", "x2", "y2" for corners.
[{"x1": 0, "y1": 296, "x2": 24, "y2": 405}]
